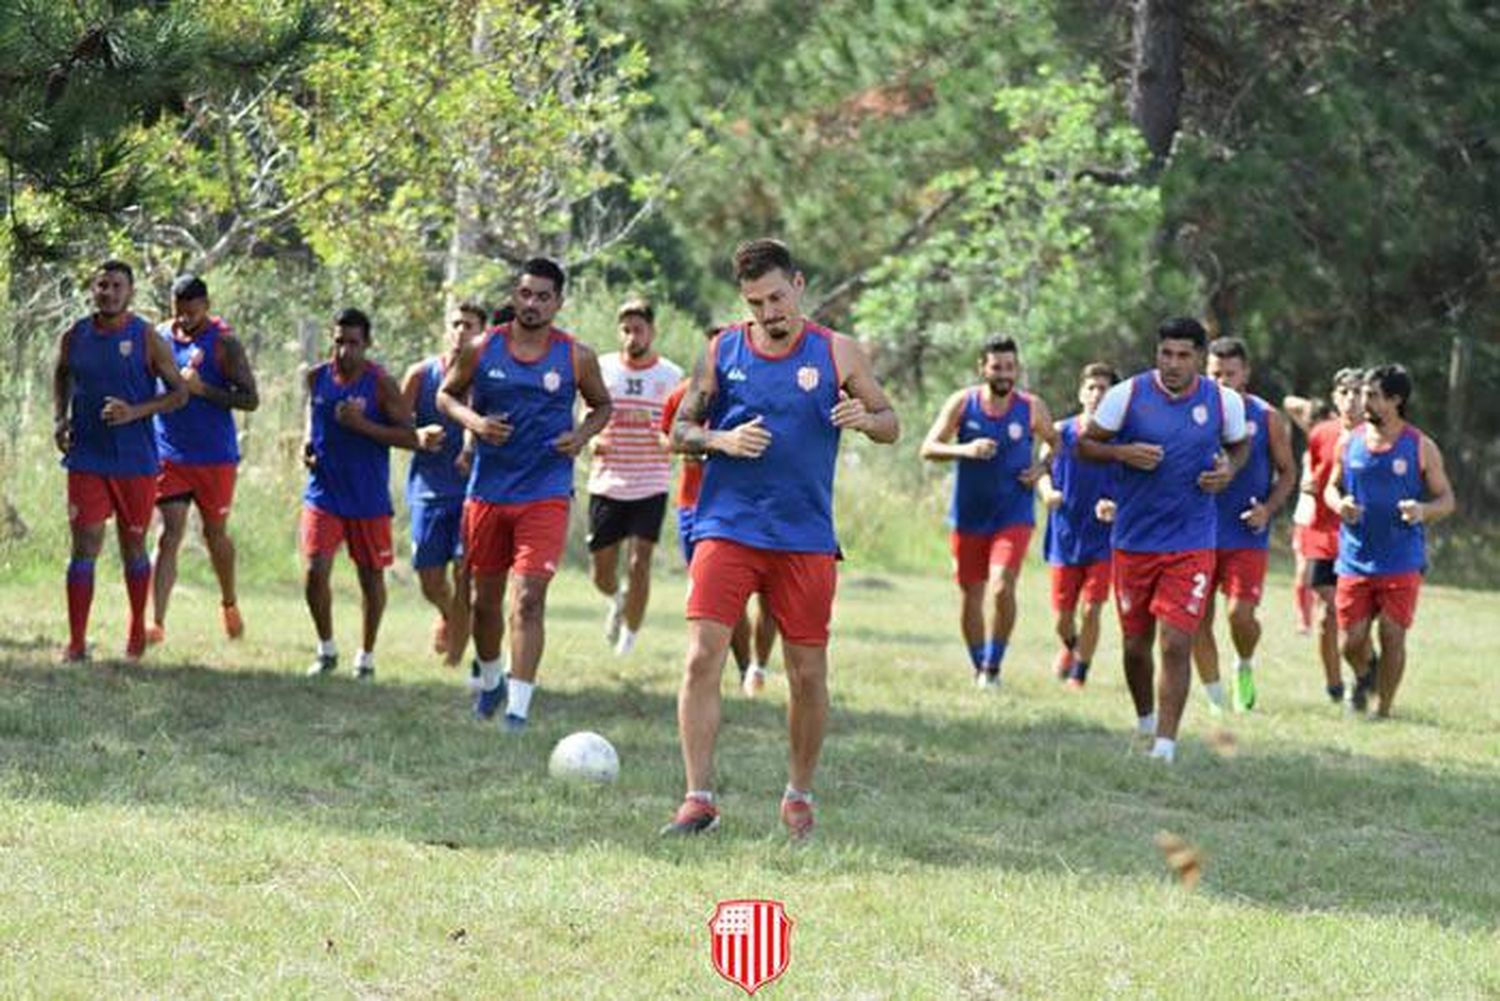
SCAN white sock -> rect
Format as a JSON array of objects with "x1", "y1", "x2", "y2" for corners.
[
  {"x1": 1137, "y1": 713, "x2": 1157, "y2": 735},
  {"x1": 614, "y1": 627, "x2": 636, "y2": 655},
  {"x1": 748, "y1": 662, "x2": 766, "y2": 676},
  {"x1": 355, "y1": 649, "x2": 375, "y2": 670},
  {"x1": 611, "y1": 591, "x2": 624, "y2": 612},
  {"x1": 1150, "y1": 737, "x2": 1176, "y2": 762},
  {"x1": 479, "y1": 657, "x2": 504, "y2": 691},
  {"x1": 1238, "y1": 657, "x2": 1254, "y2": 673},
  {"x1": 506, "y1": 677, "x2": 534, "y2": 719},
  {"x1": 317, "y1": 639, "x2": 337, "y2": 657},
  {"x1": 1204, "y1": 681, "x2": 1227, "y2": 708},
  {"x1": 687, "y1": 789, "x2": 714, "y2": 804},
  {"x1": 783, "y1": 785, "x2": 812, "y2": 803}
]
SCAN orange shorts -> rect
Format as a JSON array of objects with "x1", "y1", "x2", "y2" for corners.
[
  {"x1": 1336, "y1": 572, "x2": 1422, "y2": 630},
  {"x1": 463, "y1": 497, "x2": 570, "y2": 579},
  {"x1": 1113, "y1": 548, "x2": 1216, "y2": 638},
  {"x1": 157, "y1": 461, "x2": 237, "y2": 523},
  {"x1": 300, "y1": 505, "x2": 393, "y2": 568},
  {"x1": 950, "y1": 525, "x2": 1033, "y2": 585},
  {"x1": 1050, "y1": 559, "x2": 1112, "y2": 613},
  {"x1": 68, "y1": 472, "x2": 154, "y2": 536},
  {"x1": 687, "y1": 538, "x2": 837, "y2": 647},
  {"x1": 1213, "y1": 548, "x2": 1269, "y2": 605}
]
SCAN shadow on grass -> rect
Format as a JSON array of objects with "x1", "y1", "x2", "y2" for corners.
[{"x1": 0, "y1": 655, "x2": 1495, "y2": 932}]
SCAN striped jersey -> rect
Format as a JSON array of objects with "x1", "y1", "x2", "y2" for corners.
[{"x1": 587, "y1": 352, "x2": 682, "y2": 500}]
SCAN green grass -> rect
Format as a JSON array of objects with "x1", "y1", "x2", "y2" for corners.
[{"x1": 1, "y1": 548, "x2": 1497, "y2": 999}]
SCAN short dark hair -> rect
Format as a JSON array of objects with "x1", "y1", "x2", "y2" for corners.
[
  {"x1": 98, "y1": 260, "x2": 134, "y2": 284},
  {"x1": 491, "y1": 304, "x2": 516, "y2": 326},
  {"x1": 733, "y1": 239, "x2": 795, "y2": 282},
  {"x1": 1332, "y1": 366, "x2": 1363, "y2": 390},
  {"x1": 703, "y1": 325, "x2": 724, "y2": 340},
  {"x1": 982, "y1": 334, "x2": 1019, "y2": 359},
  {"x1": 455, "y1": 301, "x2": 487, "y2": 324},
  {"x1": 171, "y1": 273, "x2": 208, "y2": 300},
  {"x1": 1208, "y1": 336, "x2": 1249, "y2": 362},
  {"x1": 1365, "y1": 363, "x2": 1413, "y2": 416},
  {"x1": 1158, "y1": 316, "x2": 1208, "y2": 349},
  {"x1": 1080, "y1": 362, "x2": 1119, "y2": 385},
  {"x1": 520, "y1": 257, "x2": 566, "y2": 294},
  {"x1": 617, "y1": 297, "x2": 654, "y2": 324},
  {"x1": 334, "y1": 307, "x2": 372, "y2": 342}
]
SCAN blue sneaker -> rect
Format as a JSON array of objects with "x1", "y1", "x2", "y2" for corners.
[
  {"x1": 502, "y1": 713, "x2": 528, "y2": 733},
  {"x1": 473, "y1": 675, "x2": 507, "y2": 721}
]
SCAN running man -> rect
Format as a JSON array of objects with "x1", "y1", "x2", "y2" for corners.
[
  {"x1": 53, "y1": 260, "x2": 188, "y2": 661},
  {"x1": 438, "y1": 258, "x2": 612, "y2": 731},
  {"x1": 1080, "y1": 317, "x2": 1248, "y2": 763},
  {"x1": 662, "y1": 238, "x2": 899, "y2": 838},
  {"x1": 401, "y1": 302, "x2": 486, "y2": 667},
  {"x1": 302, "y1": 308, "x2": 440, "y2": 681},
  {"x1": 1324, "y1": 365, "x2": 1454, "y2": 718},
  {"x1": 921, "y1": 335, "x2": 1057, "y2": 688},
  {"x1": 1192, "y1": 337, "x2": 1296, "y2": 714},
  {"x1": 587, "y1": 298, "x2": 682, "y2": 656},
  {"x1": 1036, "y1": 362, "x2": 1119, "y2": 690},
  {"x1": 148, "y1": 274, "x2": 259, "y2": 645}
]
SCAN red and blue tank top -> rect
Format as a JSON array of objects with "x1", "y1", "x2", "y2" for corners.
[
  {"x1": 63, "y1": 313, "x2": 159, "y2": 477},
  {"x1": 468, "y1": 325, "x2": 577, "y2": 505},
  {"x1": 154, "y1": 317, "x2": 241, "y2": 466},
  {"x1": 304, "y1": 361, "x2": 393, "y2": 518}
]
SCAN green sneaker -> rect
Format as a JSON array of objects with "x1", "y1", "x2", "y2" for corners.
[{"x1": 1234, "y1": 665, "x2": 1257, "y2": 712}]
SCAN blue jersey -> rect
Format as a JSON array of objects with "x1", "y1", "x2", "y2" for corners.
[
  {"x1": 468, "y1": 325, "x2": 577, "y2": 505},
  {"x1": 1336, "y1": 424, "x2": 1427, "y2": 577},
  {"x1": 692, "y1": 323, "x2": 841, "y2": 553},
  {"x1": 304, "y1": 361, "x2": 393, "y2": 518},
  {"x1": 1215, "y1": 393, "x2": 1274, "y2": 551},
  {"x1": 406, "y1": 355, "x2": 466, "y2": 503},
  {"x1": 948, "y1": 388, "x2": 1036, "y2": 534},
  {"x1": 1044, "y1": 415, "x2": 1117, "y2": 566},
  {"x1": 154, "y1": 317, "x2": 240, "y2": 466},
  {"x1": 1101, "y1": 373, "x2": 1242, "y2": 554},
  {"x1": 63, "y1": 314, "x2": 159, "y2": 477}
]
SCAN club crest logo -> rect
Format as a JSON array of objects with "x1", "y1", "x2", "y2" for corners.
[
  {"x1": 1392, "y1": 458, "x2": 1408, "y2": 476},
  {"x1": 543, "y1": 369, "x2": 562, "y2": 393},
  {"x1": 796, "y1": 366, "x2": 820, "y2": 392},
  {"x1": 1247, "y1": 420, "x2": 1259, "y2": 438},
  {"x1": 1008, "y1": 421, "x2": 1023, "y2": 441},
  {"x1": 710, "y1": 899, "x2": 793, "y2": 996},
  {"x1": 1191, "y1": 404, "x2": 1209, "y2": 426},
  {"x1": 118, "y1": 339, "x2": 133, "y2": 357}
]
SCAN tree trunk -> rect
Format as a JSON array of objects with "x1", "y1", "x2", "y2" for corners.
[
  {"x1": 442, "y1": 8, "x2": 494, "y2": 311},
  {"x1": 1129, "y1": 0, "x2": 1187, "y2": 168}
]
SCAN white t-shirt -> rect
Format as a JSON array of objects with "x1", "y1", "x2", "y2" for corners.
[
  {"x1": 587, "y1": 352, "x2": 683, "y2": 500},
  {"x1": 1094, "y1": 373, "x2": 1248, "y2": 443}
]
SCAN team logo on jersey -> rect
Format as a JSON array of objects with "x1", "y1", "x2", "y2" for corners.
[
  {"x1": 796, "y1": 366, "x2": 820, "y2": 392},
  {"x1": 543, "y1": 370, "x2": 562, "y2": 393},
  {"x1": 1008, "y1": 421, "x2": 1023, "y2": 441},
  {"x1": 1247, "y1": 420, "x2": 1259, "y2": 438},
  {"x1": 485, "y1": 367, "x2": 507, "y2": 379},
  {"x1": 726, "y1": 367, "x2": 748, "y2": 382},
  {"x1": 1191, "y1": 404, "x2": 1209, "y2": 426},
  {"x1": 345, "y1": 395, "x2": 367, "y2": 412},
  {"x1": 118, "y1": 339, "x2": 133, "y2": 357},
  {"x1": 1392, "y1": 458, "x2": 1409, "y2": 476},
  {"x1": 965, "y1": 420, "x2": 980, "y2": 431}
]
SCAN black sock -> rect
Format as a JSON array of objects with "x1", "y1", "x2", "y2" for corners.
[{"x1": 1327, "y1": 682, "x2": 1345, "y2": 703}]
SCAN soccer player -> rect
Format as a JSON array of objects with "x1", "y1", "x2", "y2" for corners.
[
  {"x1": 661, "y1": 238, "x2": 899, "y2": 838},
  {"x1": 1324, "y1": 365, "x2": 1454, "y2": 718},
  {"x1": 437, "y1": 258, "x2": 612, "y2": 731},
  {"x1": 1282, "y1": 396, "x2": 1335, "y2": 636},
  {"x1": 1288, "y1": 369, "x2": 1363, "y2": 703},
  {"x1": 1191, "y1": 337, "x2": 1296, "y2": 713},
  {"x1": 587, "y1": 298, "x2": 682, "y2": 656},
  {"x1": 1036, "y1": 362, "x2": 1119, "y2": 690},
  {"x1": 302, "y1": 308, "x2": 440, "y2": 681},
  {"x1": 401, "y1": 302, "x2": 485, "y2": 667},
  {"x1": 1080, "y1": 317, "x2": 1249, "y2": 763},
  {"x1": 147, "y1": 274, "x2": 259, "y2": 646},
  {"x1": 921, "y1": 335, "x2": 1057, "y2": 688},
  {"x1": 52, "y1": 260, "x2": 188, "y2": 660}
]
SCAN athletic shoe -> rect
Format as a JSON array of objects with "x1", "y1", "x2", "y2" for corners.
[
  {"x1": 613, "y1": 630, "x2": 636, "y2": 658},
  {"x1": 974, "y1": 669, "x2": 1001, "y2": 691},
  {"x1": 430, "y1": 615, "x2": 448, "y2": 655},
  {"x1": 221, "y1": 603, "x2": 244, "y2": 640},
  {"x1": 1326, "y1": 683, "x2": 1346, "y2": 705},
  {"x1": 354, "y1": 664, "x2": 375, "y2": 682},
  {"x1": 473, "y1": 675, "x2": 507, "y2": 721},
  {"x1": 145, "y1": 624, "x2": 165, "y2": 646},
  {"x1": 124, "y1": 634, "x2": 146, "y2": 662},
  {"x1": 1234, "y1": 666, "x2": 1257, "y2": 712},
  {"x1": 780, "y1": 797, "x2": 815, "y2": 840},
  {"x1": 1052, "y1": 647, "x2": 1073, "y2": 680},
  {"x1": 306, "y1": 653, "x2": 337, "y2": 677},
  {"x1": 502, "y1": 713, "x2": 528, "y2": 733},
  {"x1": 1065, "y1": 661, "x2": 1089, "y2": 690},
  {"x1": 60, "y1": 645, "x2": 90, "y2": 664},
  {"x1": 660, "y1": 797, "x2": 720, "y2": 836},
  {"x1": 604, "y1": 594, "x2": 624, "y2": 646},
  {"x1": 742, "y1": 665, "x2": 767, "y2": 698},
  {"x1": 1350, "y1": 660, "x2": 1378, "y2": 713},
  {"x1": 1148, "y1": 744, "x2": 1176, "y2": 764},
  {"x1": 1204, "y1": 696, "x2": 1225, "y2": 718}
]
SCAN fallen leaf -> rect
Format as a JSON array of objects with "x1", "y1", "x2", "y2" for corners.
[
  {"x1": 1154, "y1": 830, "x2": 1204, "y2": 890},
  {"x1": 1207, "y1": 727, "x2": 1239, "y2": 758}
]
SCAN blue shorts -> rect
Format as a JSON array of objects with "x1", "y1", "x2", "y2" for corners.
[
  {"x1": 410, "y1": 496, "x2": 465, "y2": 569},
  {"x1": 677, "y1": 505, "x2": 696, "y2": 567}
]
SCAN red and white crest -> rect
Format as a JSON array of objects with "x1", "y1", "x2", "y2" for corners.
[
  {"x1": 1191, "y1": 404, "x2": 1208, "y2": 426},
  {"x1": 1007, "y1": 421, "x2": 1023, "y2": 441},
  {"x1": 1247, "y1": 419, "x2": 1259, "y2": 438},
  {"x1": 543, "y1": 369, "x2": 562, "y2": 393},
  {"x1": 796, "y1": 366, "x2": 820, "y2": 392},
  {"x1": 118, "y1": 339, "x2": 133, "y2": 357},
  {"x1": 709, "y1": 899, "x2": 793, "y2": 996},
  {"x1": 1392, "y1": 457, "x2": 1409, "y2": 476}
]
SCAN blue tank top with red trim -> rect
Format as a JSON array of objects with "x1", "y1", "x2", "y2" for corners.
[
  {"x1": 1336, "y1": 424, "x2": 1426, "y2": 577},
  {"x1": 692, "y1": 323, "x2": 841, "y2": 553},
  {"x1": 63, "y1": 314, "x2": 159, "y2": 477},
  {"x1": 1111, "y1": 373, "x2": 1227, "y2": 554},
  {"x1": 304, "y1": 361, "x2": 393, "y2": 518},
  {"x1": 406, "y1": 355, "x2": 466, "y2": 503},
  {"x1": 153, "y1": 317, "x2": 241, "y2": 465},
  {"x1": 948, "y1": 388, "x2": 1036, "y2": 534},
  {"x1": 1215, "y1": 393, "x2": 1273, "y2": 551},
  {"x1": 1044, "y1": 415, "x2": 1117, "y2": 566},
  {"x1": 468, "y1": 326, "x2": 577, "y2": 504}
]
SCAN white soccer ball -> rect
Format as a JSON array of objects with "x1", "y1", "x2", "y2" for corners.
[{"x1": 548, "y1": 731, "x2": 620, "y2": 784}]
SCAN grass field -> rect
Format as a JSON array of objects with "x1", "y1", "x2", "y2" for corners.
[{"x1": 1, "y1": 551, "x2": 1498, "y2": 998}]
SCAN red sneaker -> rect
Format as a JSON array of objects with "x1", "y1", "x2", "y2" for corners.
[
  {"x1": 1052, "y1": 647, "x2": 1073, "y2": 680},
  {"x1": 221, "y1": 603, "x2": 244, "y2": 640},
  {"x1": 659, "y1": 797, "x2": 720, "y2": 836},
  {"x1": 145, "y1": 624, "x2": 165, "y2": 646},
  {"x1": 780, "y1": 797, "x2": 815, "y2": 841}
]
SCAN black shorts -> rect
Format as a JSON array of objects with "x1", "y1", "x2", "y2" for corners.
[
  {"x1": 1308, "y1": 558, "x2": 1339, "y2": 589},
  {"x1": 587, "y1": 493, "x2": 668, "y2": 551}
]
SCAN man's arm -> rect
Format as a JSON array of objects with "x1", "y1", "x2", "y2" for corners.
[
  {"x1": 52, "y1": 328, "x2": 73, "y2": 454},
  {"x1": 186, "y1": 335, "x2": 259, "y2": 411},
  {"x1": 437, "y1": 340, "x2": 511, "y2": 447},
  {"x1": 919, "y1": 390, "x2": 985, "y2": 462},
  {"x1": 1402, "y1": 436, "x2": 1456, "y2": 525},
  {"x1": 1018, "y1": 395, "x2": 1058, "y2": 486},
  {"x1": 1252, "y1": 410, "x2": 1298, "y2": 525},
  {"x1": 1035, "y1": 434, "x2": 1063, "y2": 509},
  {"x1": 103, "y1": 332, "x2": 189, "y2": 426},
  {"x1": 554, "y1": 345, "x2": 612, "y2": 457},
  {"x1": 301, "y1": 367, "x2": 319, "y2": 468},
  {"x1": 1079, "y1": 389, "x2": 1164, "y2": 470},
  {"x1": 670, "y1": 343, "x2": 770, "y2": 459},
  {"x1": 1323, "y1": 433, "x2": 1360, "y2": 523},
  {"x1": 1282, "y1": 394, "x2": 1316, "y2": 434},
  {"x1": 831, "y1": 333, "x2": 899, "y2": 444}
]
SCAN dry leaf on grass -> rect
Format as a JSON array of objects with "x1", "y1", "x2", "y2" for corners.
[{"x1": 1154, "y1": 830, "x2": 1204, "y2": 890}]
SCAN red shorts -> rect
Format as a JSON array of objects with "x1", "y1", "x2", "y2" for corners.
[
  {"x1": 950, "y1": 525, "x2": 1033, "y2": 585},
  {"x1": 1214, "y1": 548, "x2": 1269, "y2": 604},
  {"x1": 157, "y1": 461, "x2": 237, "y2": 523},
  {"x1": 1336, "y1": 572, "x2": 1422, "y2": 630},
  {"x1": 1050, "y1": 560, "x2": 1112, "y2": 613},
  {"x1": 67, "y1": 472, "x2": 155, "y2": 536},
  {"x1": 687, "y1": 538, "x2": 837, "y2": 647},
  {"x1": 1113, "y1": 548, "x2": 1216, "y2": 638},
  {"x1": 300, "y1": 506, "x2": 393, "y2": 568},
  {"x1": 463, "y1": 497, "x2": 570, "y2": 579}
]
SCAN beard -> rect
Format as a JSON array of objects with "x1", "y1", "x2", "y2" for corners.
[{"x1": 987, "y1": 379, "x2": 1014, "y2": 396}]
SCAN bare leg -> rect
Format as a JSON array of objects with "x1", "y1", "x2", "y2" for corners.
[
  {"x1": 623, "y1": 537, "x2": 655, "y2": 631},
  {"x1": 590, "y1": 542, "x2": 620, "y2": 599},
  {"x1": 730, "y1": 614, "x2": 752, "y2": 672},
  {"x1": 959, "y1": 581, "x2": 985, "y2": 666},
  {"x1": 1077, "y1": 601, "x2": 1105, "y2": 665},
  {"x1": 446, "y1": 561, "x2": 471, "y2": 666},
  {"x1": 1226, "y1": 598, "x2": 1262, "y2": 661},
  {"x1": 1192, "y1": 592, "x2": 1221, "y2": 685},
  {"x1": 1155, "y1": 623, "x2": 1194, "y2": 740},
  {"x1": 471, "y1": 571, "x2": 507, "y2": 662},
  {"x1": 989, "y1": 566, "x2": 1019, "y2": 651},
  {"x1": 1122, "y1": 625, "x2": 1156, "y2": 719},
  {"x1": 303, "y1": 554, "x2": 334, "y2": 643},
  {"x1": 782, "y1": 641, "x2": 829, "y2": 792},
  {"x1": 508, "y1": 574, "x2": 551, "y2": 682},
  {"x1": 1340, "y1": 617, "x2": 1375, "y2": 679},
  {"x1": 202, "y1": 516, "x2": 238, "y2": 609},
  {"x1": 679, "y1": 618, "x2": 733, "y2": 791},
  {"x1": 1314, "y1": 585, "x2": 1341, "y2": 688},
  {"x1": 753, "y1": 594, "x2": 777, "y2": 666},
  {"x1": 1374, "y1": 616, "x2": 1407, "y2": 717},
  {"x1": 152, "y1": 501, "x2": 189, "y2": 628},
  {"x1": 355, "y1": 563, "x2": 386, "y2": 653}
]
